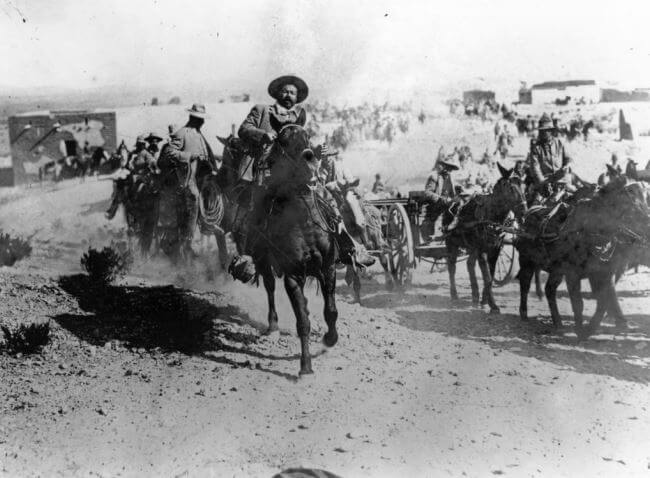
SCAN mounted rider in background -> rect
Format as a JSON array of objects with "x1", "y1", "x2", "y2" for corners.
[
  {"x1": 105, "y1": 134, "x2": 158, "y2": 219},
  {"x1": 527, "y1": 113, "x2": 579, "y2": 203}
]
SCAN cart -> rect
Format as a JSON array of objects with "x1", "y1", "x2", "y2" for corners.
[{"x1": 366, "y1": 191, "x2": 518, "y2": 287}]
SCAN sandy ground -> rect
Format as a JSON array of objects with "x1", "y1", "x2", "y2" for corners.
[{"x1": 1, "y1": 118, "x2": 650, "y2": 477}]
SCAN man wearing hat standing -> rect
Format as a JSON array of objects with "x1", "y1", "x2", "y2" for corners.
[
  {"x1": 421, "y1": 156, "x2": 462, "y2": 240},
  {"x1": 158, "y1": 104, "x2": 219, "y2": 260},
  {"x1": 528, "y1": 113, "x2": 573, "y2": 198}
]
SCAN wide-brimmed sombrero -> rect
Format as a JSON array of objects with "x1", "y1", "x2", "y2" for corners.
[
  {"x1": 186, "y1": 103, "x2": 210, "y2": 118},
  {"x1": 268, "y1": 75, "x2": 309, "y2": 103},
  {"x1": 145, "y1": 132, "x2": 163, "y2": 142},
  {"x1": 537, "y1": 113, "x2": 555, "y2": 130},
  {"x1": 438, "y1": 156, "x2": 460, "y2": 171}
]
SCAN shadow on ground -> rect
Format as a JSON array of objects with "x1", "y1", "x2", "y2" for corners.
[
  {"x1": 358, "y1": 280, "x2": 650, "y2": 383},
  {"x1": 53, "y1": 274, "x2": 310, "y2": 380}
]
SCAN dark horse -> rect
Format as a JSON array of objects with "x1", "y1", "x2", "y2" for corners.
[
  {"x1": 445, "y1": 164, "x2": 528, "y2": 312},
  {"x1": 108, "y1": 175, "x2": 159, "y2": 257},
  {"x1": 516, "y1": 176, "x2": 650, "y2": 338},
  {"x1": 235, "y1": 124, "x2": 340, "y2": 375}
]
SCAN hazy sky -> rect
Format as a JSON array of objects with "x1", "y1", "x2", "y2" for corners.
[{"x1": 2, "y1": 0, "x2": 650, "y2": 101}]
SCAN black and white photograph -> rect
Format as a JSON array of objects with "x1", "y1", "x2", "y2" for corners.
[{"x1": 1, "y1": 0, "x2": 650, "y2": 476}]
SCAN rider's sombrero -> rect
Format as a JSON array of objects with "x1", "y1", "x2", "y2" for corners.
[
  {"x1": 438, "y1": 156, "x2": 460, "y2": 171},
  {"x1": 186, "y1": 103, "x2": 210, "y2": 119},
  {"x1": 134, "y1": 134, "x2": 147, "y2": 146},
  {"x1": 145, "y1": 132, "x2": 163, "y2": 143},
  {"x1": 268, "y1": 75, "x2": 309, "y2": 104},
  {"x1": 537, "y1": 113, "x2": 555, "y2": 130}
]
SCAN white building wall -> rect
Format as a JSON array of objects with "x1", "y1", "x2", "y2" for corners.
[{"x1": 531, "y1": 85, "x2": 600, "y2": 104}]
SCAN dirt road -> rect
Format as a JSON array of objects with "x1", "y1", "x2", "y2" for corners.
[{"x1": 1, "y1": 176, "x2": 650, "y2": 478}]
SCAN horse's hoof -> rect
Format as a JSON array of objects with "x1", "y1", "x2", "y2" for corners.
[
  {"x1": 385, "y1": 282, "x2": 394, "y2": 292},
  {"x1": 472, "y1": 298, "x2": 480, "y2": 306},
  {"x1": 299, "y1": 367, "x2": 314, "y2": 376},
  {"x1": 263, "y1": 325, "x2": 280, "y2": 337},
  {"x1": 489, "y1": 307, "x2": 500, "y2": 315},
  {"x1": 450, "y1": 293, "x2": 459, "y2": 302},
  {"x1": 614, "y1": 321, "x2": 629, "y2": 333},
  {"x1": 520, "y1": 315, "x2": 529, "y2": 322},
  {"x1": 575, "y1": 327, "x2": 589, "y2": 341},
  {"x1": 323, "y1": 331, "x2": 338, "y2": 347}
]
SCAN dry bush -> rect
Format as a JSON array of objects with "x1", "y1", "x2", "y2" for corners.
[
  {"x1": 1, "y1": 322, "x2": 51, "y2": 355},
  {"x1": 0, "y1": 231, "x2": 32, "y2": 266},
  {"x1": 80, "y1": 241, "x2": 132, "y2": 285}
]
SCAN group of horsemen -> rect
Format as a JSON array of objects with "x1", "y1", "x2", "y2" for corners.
[{"x1": 106, "y1": 74, "x2": 581, "y2": 268}]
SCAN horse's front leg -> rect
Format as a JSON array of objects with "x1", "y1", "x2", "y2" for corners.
[
  {"x1": 320, "y1": 263, "x2": 339, "y2": 348},
  {"x1": 584, "y1": 273, "x2": 609, "y2": 340},
  {"x1": 466, "y1": 251, "x2": 479, "y2": 305},
  {"x1": 565, "y1": 271, "x2": 583, "y2": 335},
  {"x1": 602, "y1": 273, "x2": 626, "y2": 332},
  {"x1": 545, "y1": 270, "x2": 564, "y2": 329},
  {"x1": 534, "y1": 268, "x2": 543, "y2": 300},
  {"x1": 259, "y1": 258, "x2": 279, "y2": 335},
  {"x1": 284, "y1": 274, "x2": 312, "y2": 375},
  {"x1": 518, "y1": 259, "x2": 535, "y2": 321},
  {"x1": 478, "y1": 251, "x2": 499, "y2": 314},
  {"x1": 446, "y1": 243, "x2": 459, "y2": 301}
]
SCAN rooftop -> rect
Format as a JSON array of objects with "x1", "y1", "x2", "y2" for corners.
[
  {"x1": 531, "y1": 80, "x2": 596, "y2": 90},
  {"x1": 12, "y1": 108, "x2": 114, "y2": 118}
]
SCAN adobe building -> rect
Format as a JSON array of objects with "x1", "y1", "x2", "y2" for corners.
[
  {"x1": 7, "y1": 109, "x2": 116, "y2": 184},
  {"x1": 521, "y1": 80, "x2": 599, "y2": 105}
]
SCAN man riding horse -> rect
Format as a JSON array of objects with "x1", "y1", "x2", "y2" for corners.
[
  {"x1": 235, "y1": 75, "x2": 373, "y2": 269},
  {"x1": 157, "y1": 104, "x2": 220, "y2": 260},
  {"x1": 105, "y1": 134, "x2": 158, "y2": 220},
  {"x1": 528, "y1": 113, "x2": 576, "y2": 202}
]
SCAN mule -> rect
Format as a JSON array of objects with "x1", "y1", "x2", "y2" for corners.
[
  {"x1": 445, "y1": 164, "x2": 528, "y2": 312},
  {"x1": 516, "y1": 177, "x2": 650, "y2": 338}
]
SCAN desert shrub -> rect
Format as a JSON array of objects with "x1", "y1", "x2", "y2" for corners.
[
  {"x1": 1, "y1": 322, "x2": 50, "y2": 354},
  {"x1": 0, "y1": 231, "x2": 32, "y2": 266},
  {"x1": 81, "y1": 241, "x2": 132, "y2": 285}
]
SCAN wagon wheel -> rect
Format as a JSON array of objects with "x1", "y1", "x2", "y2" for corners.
[
  {"x1": 493, "y1": 215, "x2": 519, "y2": 287},
  {"x1": 493, "y1": 242, "x2": 518, "y2": 287},
  {"x1": 385, "y1": 203, "x2": 415, "y2": 286}
]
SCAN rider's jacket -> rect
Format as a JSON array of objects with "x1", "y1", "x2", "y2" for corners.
[
  {"x1": 424, "y1": 170, "x2": 456, "y2": 205},
  {"x1": 529, "y1": 136, "x2": 571, "y2": 184},
  {"x1": 238, "y1": 103, "x2": 307, "y2": 183},
  {"x1": 158, "y1": 124, "x2": 218, "y2": 194}
]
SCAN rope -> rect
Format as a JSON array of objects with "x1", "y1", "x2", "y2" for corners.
[{"x1": 198, "y1": 177, "x2": 225, "y2": 235}]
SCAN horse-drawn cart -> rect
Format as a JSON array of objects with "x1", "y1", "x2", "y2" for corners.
[{"x1": 365, "y1": 191, "x2": 518, "y2": 287}]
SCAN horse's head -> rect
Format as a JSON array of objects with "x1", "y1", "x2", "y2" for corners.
[
  {"x1": 270, "y1": 124, "x2": 317, "y2": 190},
  {"x1": 492, "y1": 162, "x2": 527, "y2": 219},
  {"x1": 597, "y1": 175, "x2": 650, "y2": 240}
]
